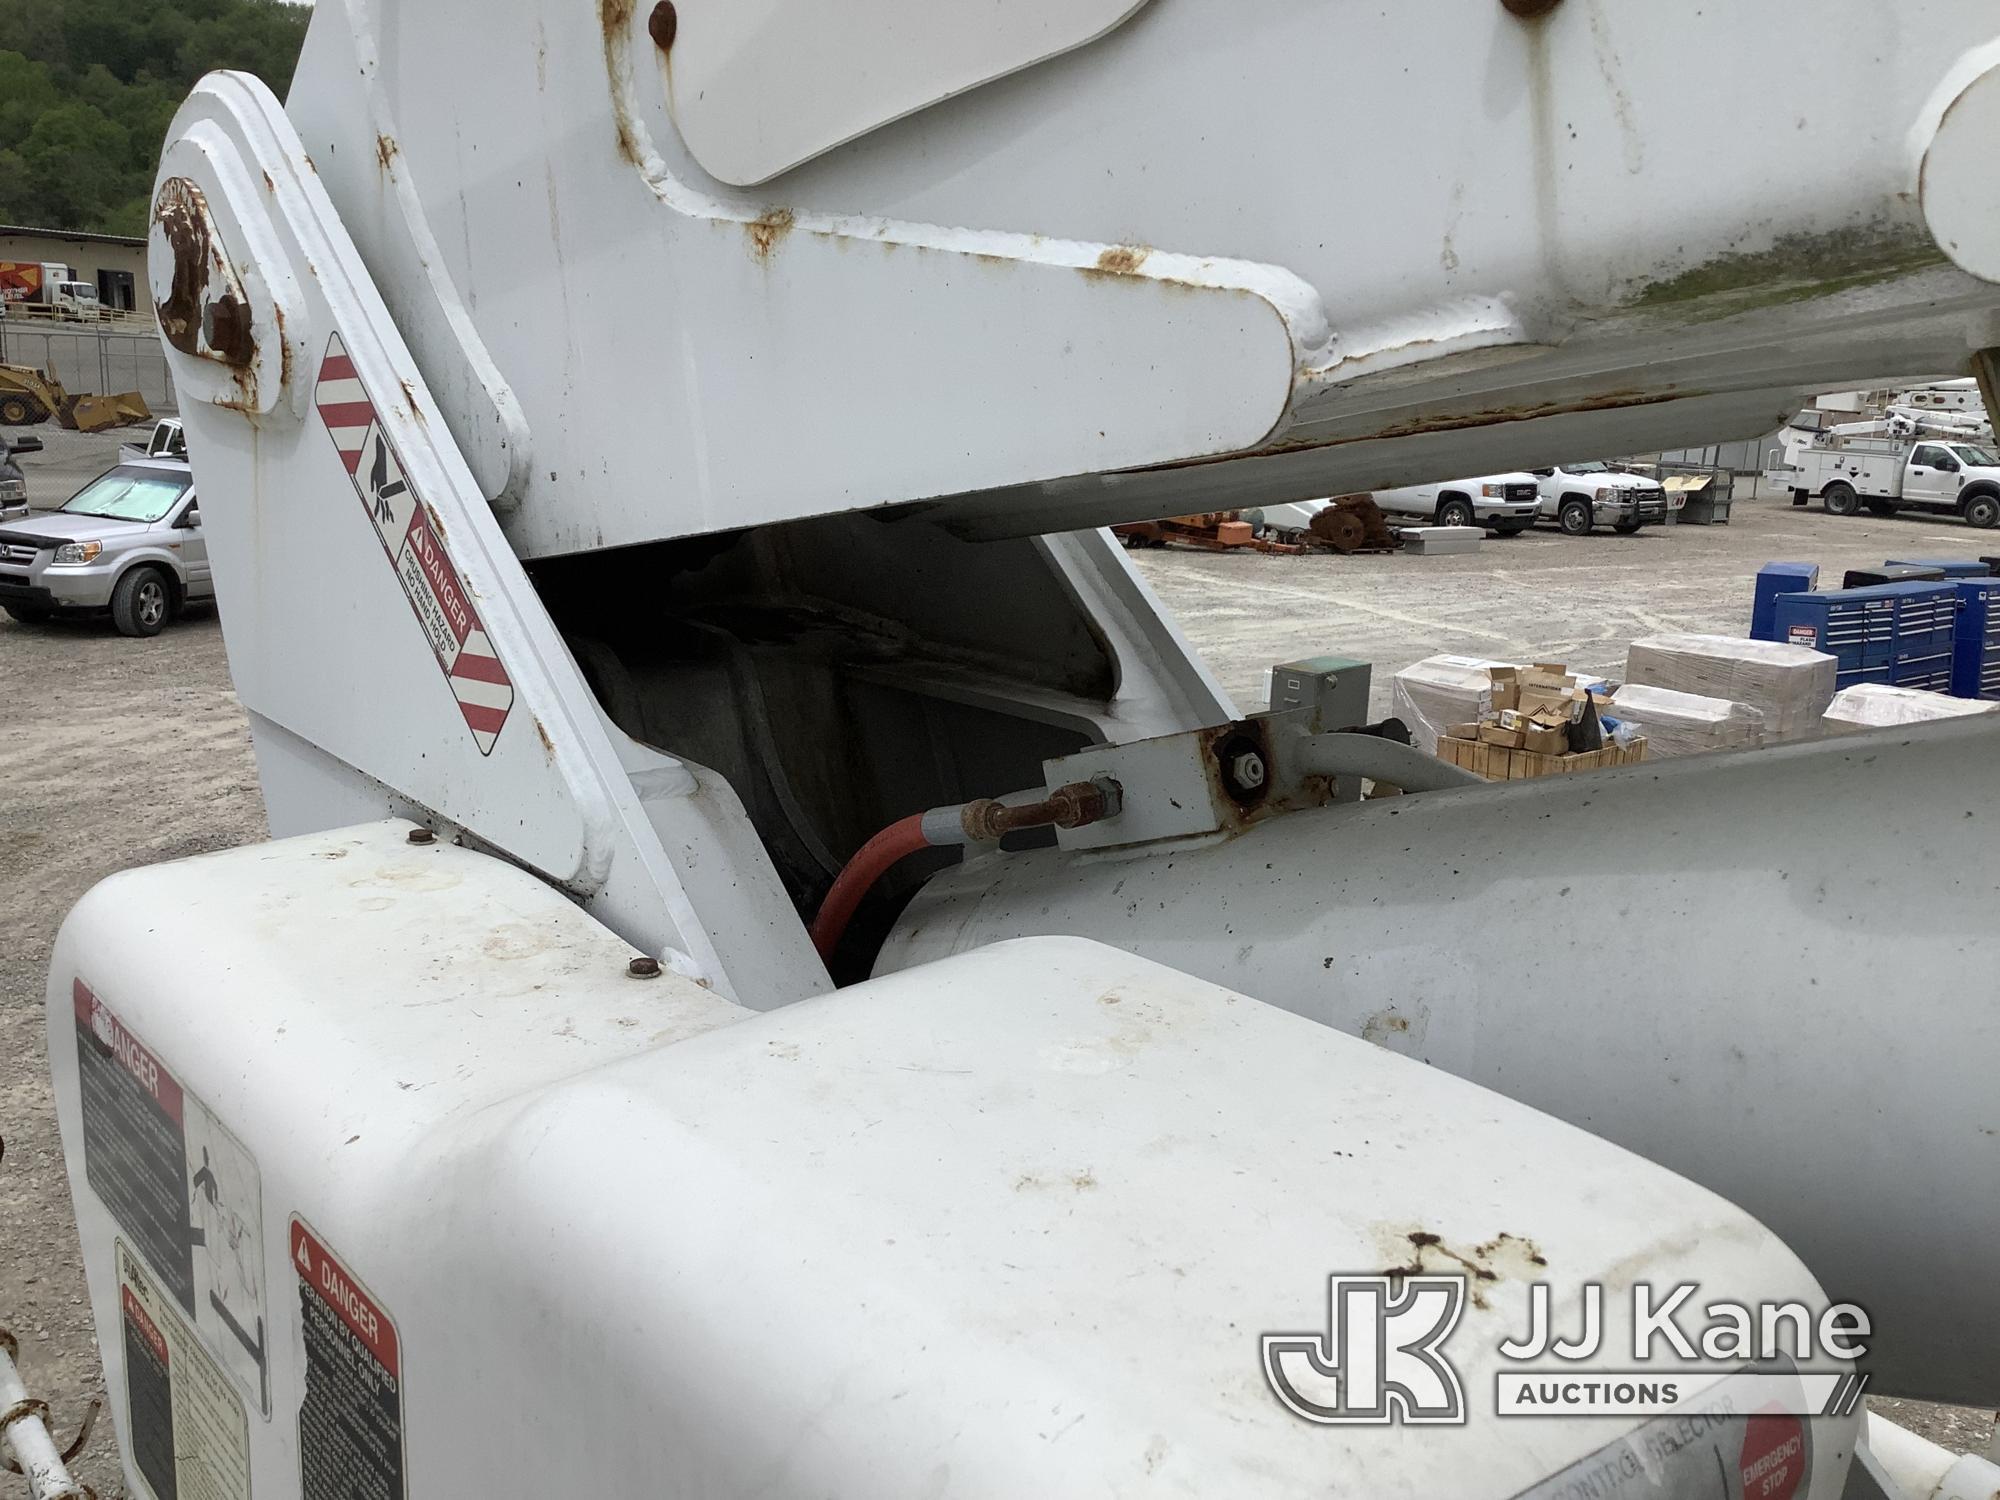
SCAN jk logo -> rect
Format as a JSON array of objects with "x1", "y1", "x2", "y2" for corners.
[{"x1": 1262, "y1": 1276, "x2": 1468, "y2": 1425}]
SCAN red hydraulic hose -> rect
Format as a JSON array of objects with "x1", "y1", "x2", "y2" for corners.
[
  {"x1": 808, "y1": 813, "x2": 933, "y2": 964},
  {"x1": 808, "y1": 782, "x2": 1115, "y2": 968}
]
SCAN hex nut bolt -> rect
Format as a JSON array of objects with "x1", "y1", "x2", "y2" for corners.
[
  {"x1": 1230, "y1": 750, "x2": 1268, "y2": 791},
  {"x1": 407, "y1": 827, "x2": 436, "y2": 845},
  {"x1": 627, "y1": 956, "x2": 663, "y2": 979}
]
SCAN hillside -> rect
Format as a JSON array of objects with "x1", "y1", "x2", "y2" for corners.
[{"x1": 0, "y1": 0, "x2": 309, "y2": 236}]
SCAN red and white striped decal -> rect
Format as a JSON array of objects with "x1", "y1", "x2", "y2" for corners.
[{"x1": 314, "y1": 334, "x2": 513, "y2": 754}]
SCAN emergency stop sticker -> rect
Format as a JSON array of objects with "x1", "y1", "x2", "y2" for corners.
[
  {"x1": 1517, "y1": 1396, "x2": 1810, "y2": 1500},
  {"x1": 293, "y1": 1219, "x2": 406, "y2": 1500},
  {"x1": 313, "y1": 333, "x2": 514, "y2": 754}
]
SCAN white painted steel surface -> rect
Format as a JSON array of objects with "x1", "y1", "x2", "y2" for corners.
[
  {"x1": 883, "y1": 716, "x2": 2000, "y2": 1403},
  {"x1": 146, "y1": 75, "x2": 828, "y2": 1005},
  {"x1": 660, "y1": 0, "x2": 1151, "y2": 187},
  {"x1": 272, "y1": 0, "x2": 2000, "y2": 554},
  {"x1": 48, "y1": 825, "x2": 1857, "y2": 1498},
  {"x1": 80, "y1": 0, "x2": 2000, "y2": 1485}
]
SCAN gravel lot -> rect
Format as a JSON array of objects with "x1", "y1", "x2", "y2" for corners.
[
  {"x1": 1, "y1": 427, "x2": 263, "y2": 1497},
  {"x1": 1130, "y1": 487, "x2": 2000, "y2": 716},
  {"x1": 1, "y1": 428, "x2": 1991, "y2": 1489}
]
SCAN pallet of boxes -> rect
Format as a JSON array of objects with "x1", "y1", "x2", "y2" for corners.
[{"x1": 1436, "y1": 664, "x2": 1648, "y2": 780}]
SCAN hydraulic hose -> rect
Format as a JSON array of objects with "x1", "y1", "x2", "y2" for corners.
[
  {"x1": 808, "y1": 814, "x2": 933, "y2": 964},
  {"x1": 1295, "y1": 731, "x2": 1484, "y2": 795},
  {"x1": 808, "y1": 781, "x2": 1116, "y2": 964}
]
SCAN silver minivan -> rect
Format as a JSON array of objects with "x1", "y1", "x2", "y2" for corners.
[{"x1": 0, "y1": 457, "x2": 208, "y2": 636}]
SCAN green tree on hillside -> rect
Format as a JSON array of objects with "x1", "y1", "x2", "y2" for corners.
[{"x1": 0, "y1": 0, "x2": 308, "y2": 235}]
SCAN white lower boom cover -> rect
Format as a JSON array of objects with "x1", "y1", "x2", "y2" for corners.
[{"x1": 48, "y1": 823, "x2": 1853, "y2": 1498}]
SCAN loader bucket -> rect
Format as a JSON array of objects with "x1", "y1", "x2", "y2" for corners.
[{"x1": 66, "y1": 395, "x2": 129, "y2": 432}]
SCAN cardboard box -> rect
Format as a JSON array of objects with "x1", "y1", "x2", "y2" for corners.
[
  {"x1": 1488, "y1": 667, "x2": 1520, "y2": 712},
  {"x1": 1446, "y1": 721, "x2": 1483, "y2": 741},
  {"x1": 1479, "y1": 723, "x2": 1525, "y2": 748},
  {"x1": 1603, "y1": 683, "x2": 1767, "y2": 755},
  {"x1": 1625, "y1": 634, "x2": 1836, "y2": 743},
  {"x1": 1390, "y1": 655, "x2": 1522, "y2": 754},
  {"x1": 1522, "y1": 723, "x2": 1568, "y2": 755}
]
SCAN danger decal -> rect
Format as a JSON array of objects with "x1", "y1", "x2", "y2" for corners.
[
  {"x1": 75, "y1": 980, "x2": 271, "y2": 1415},
  {"x1": 118, "y1": 1242, "x2": 253, "y2": 1500},
  {"x1": 293, "y1": 1219, "x2": 406, "y2": 1500},
  {"x1": 314, "y1": 333, "x2": 513, "y2": 754}
]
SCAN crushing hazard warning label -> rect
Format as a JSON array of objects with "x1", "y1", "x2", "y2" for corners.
[
  {"x1": 294, "y1": 1218, "x2": 406, "y2": 1500},
  {"x1": 118, "y1": 1240, "x2": 252, "y2": 1500},
  {"x1": 75, "y1": 980, "x2": 270, "y2": 1415},
  {"x1": 313, "y1": 332, "x2": 514, "y2": 754}
]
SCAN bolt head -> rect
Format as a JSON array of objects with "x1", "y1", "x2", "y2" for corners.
[
  {"x1": 1230, "y1": 750, "x2": 1268, "y2": 790},
  {"x1": 1501, "y1": 0, "x2": 1562, "y2": 15},
  {"x1": 406, "y1": 827, "x2": 436, "y2": 845},
  {"x1": 627, "y1": 956, "x2": 663, "y2": 979}
]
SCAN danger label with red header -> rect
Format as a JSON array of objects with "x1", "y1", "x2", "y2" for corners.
[
  {"x1": 74, "y1": 980, "x2": 270, "y2": 1415},
  {"x1": 293, "y1": 1218, "x2": 406, "y2": 1500},
  {"x1": 313, "y1": 333, "x2": 513, "y2": 754}
]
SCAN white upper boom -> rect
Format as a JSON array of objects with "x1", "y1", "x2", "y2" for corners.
[{"x1": 252, "y1": 0, "x2": 2000, "y2": 555}]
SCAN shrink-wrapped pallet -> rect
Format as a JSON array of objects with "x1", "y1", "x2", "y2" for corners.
[
  {"x1": 1600, "y1": 683, "x2": 1765, "y2": 756},
  {"x1": 1624, "y1": 634, "x2": 1835, "y2": 742},
  {"x1": 1390, "y1": 655, "x2": 1518, "y2": 754},
  {"x1": 1823, "y1": 683, "x2": 1998, "y2": 732}
]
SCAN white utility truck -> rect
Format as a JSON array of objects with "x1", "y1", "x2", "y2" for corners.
[
  {"x1": 1787, "y1": 434, "x2": 2000, "y2": 525},
  {"x1": 21, "y1": 4, "x2": 2000, "y2": 1499},
  {"x1": 1531, "y1": 461, "x2": 1672, "y2": 533}
]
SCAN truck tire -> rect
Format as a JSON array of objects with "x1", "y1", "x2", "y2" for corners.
[
  {"x1": 1965, "y1": 493, "x2": 2000, "y2": 529},
  {"x1": 1557, "y1": 497, "x2": 1593, "y2": 535},
  {"x1": 0, "y1": 394, "x2": 39, "y2": 426},
  {"x1": 1435, "y1": 496, "x2": 1475, "y2": 528},
  {"x1": 1823, "y1": 482, "x2": 1861, "y2": 516},
  {"x1": 110, "y1": 565, "x2": 172, "y2": 638}
]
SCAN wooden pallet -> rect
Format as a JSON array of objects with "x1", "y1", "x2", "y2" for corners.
[{"x1": 1438, "y1": 735, "x2": 1648, "y2": 781}]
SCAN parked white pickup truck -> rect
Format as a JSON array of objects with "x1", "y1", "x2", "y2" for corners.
[
  {"x1": 1244, "y1": 474, "x2": 1540, "y2": 540},
  {"x1": 1531, "y1": 462, "x2": 1669, "y2": 534},
  {"x1": 1369, "y1": 474, "x2": 1542, "y2": 533},
  {"x1": 1788, "y1": 435, "x2": 2000, "y2": 527}
]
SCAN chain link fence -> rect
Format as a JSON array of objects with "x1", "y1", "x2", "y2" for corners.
[{"x1": 0, "y1": 321, "x2": 175, "y2": 413}]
